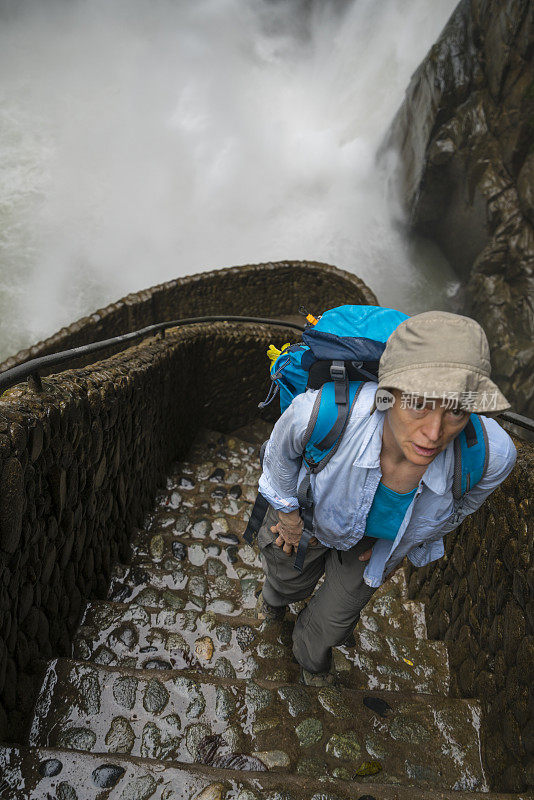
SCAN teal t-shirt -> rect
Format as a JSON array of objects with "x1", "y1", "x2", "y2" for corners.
[{"x1": 364, "y1": 481, "x2": 417, "y2": 541}]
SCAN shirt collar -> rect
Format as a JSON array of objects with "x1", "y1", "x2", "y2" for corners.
[{"x1": 352, "y1": 408, "x2": 453, "y2": 495}]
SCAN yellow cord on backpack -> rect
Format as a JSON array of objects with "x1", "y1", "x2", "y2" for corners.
[{"x1": 267, "y1": 342, "x2": 291, "y2": 365}]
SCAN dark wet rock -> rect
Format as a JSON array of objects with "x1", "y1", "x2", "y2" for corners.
[
  {"x1": 226, "y1": 545, "x2": 238, "y2": 564},
  {"x1": 256, "y1": 642, "x2": 286, "y2": 659},
  {"x1": 172, "y1": 541, "x2": 187, "y2": 560},
  {"x1": 119, "y1": 774, "x2": 157, "y2": 800},
  {"x1": 235, "y1": 790, "x2": 258, "y2": 800},
  {"x1": 212, "y1": 486, "x2": 227, "y2": 498},
  {"x1": 217, "y1": 532, "x2": 240, "y2": 545},
  {"x1": 278, "y1": 685, "x2": 312, "y2": 717},
  {"x1": 326, "y1": 731, "x2": 362, "y2": 762},
  {"x1": 384, "y1": 0, "x2": 534, "y2": 414},
  {"x1": 38, "y1": 758, "x2": 63, "y2": 777},
  {"x1": 245, "y1": 681, "x2": 273, "y2": 712},
  {"x1": 139, "y1": 645, "x2": 158, "y2": 653},
  {"x1": 189, "y1": 575, "x2": 207, "y2": 596},
  {"x1": 177, "y1": 475, "x2": 195, "y2": 489},
  {"x1": 253, "y1": 750, "x2": 290, "y2": 769},
  {"x1": 113, "y1": 676, "x2": 138, "y2": 710},
  {"x1": 362, "y1": 695, "x2": 392, "y2": 718},
  {"x1": 130, "y1": 566, "x2": 150, "y2": 586},
  {"x1": 215, "y1": 686, "x2": 236, "y2": 720},
  {"x1": 185, "y1": 722, "x2": 212, "y2": 758},
  {"x1": 140, "y1": 722, "x2": 162, "y2": 759},
  {"x1": 213, "y1": 753, "x2": 268, "y2": 771},
  {"x1": 311, "y1": 795, "x2": 346, "y2": 800},
  {"x1": 365, "y1": 734, "x2": 387, "y2": 760},
  {"x1": 105, "y1": 717, "x2": 135, "y2": 754},
  {"x1": 222, "y1": 723, "x2": 245, "y2": 752},
  {"x1": 389, "y1": 714, "x2": 431, "y2": 743},
  {"x1": 213, "y1": 657, "x2": 237, "y2": 678},
  {"x1": 80, "y1": 672, "x2": 101, "y2": 715},
  {"x1": 229, "y1": 485, "x2": 242, "y2": 499},
  {"x1": 149, "y1": 534, "x2": 164, "y2": 560},
  {"x1": 142, "y1": 658, "x2": 172, "y2": 670},
  {"x1": 296, "y1": 717, "x2": 323, "y2": 747},
  {"x1": 58, "y1": 726, "x2": 97, "y2": 751},
  {"x1": 57, "y1": 784, "x2": 77, "y2": 800},
  {"x1": 110, "y1": 582, "x2": 133, "y2": 602},
  {"x1": 113, "y1": 624, "x2": 138, "y2": 650},
  {"x1": 236, "y1": 625, "x2": 256, "y2": 651},
  {"x1": 317, "y1": 687, "x2": 352, "y2": 719},
  {"x1": 209, "y1": 468, "x2": 225, "y2": 482},
  {"x1": 197, "y1": 732, "x2": 224, "y2": 765},
  {"x1": 263, "y1": 793, "x2": 296, "y2": 800},
  {"x1": 91, "y1": 763, "x2": 126, "y2": 788},
  {"x1": 143, "y1": 678, "x2": 169, "y2": 714},
  {"x1": 191, "y1": 519, "x2": 211, "y2": 538}
]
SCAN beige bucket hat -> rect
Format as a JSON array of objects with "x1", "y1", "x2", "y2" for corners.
[{"x1": 377, "y1": 310, "x2": 510, "y2": 414}]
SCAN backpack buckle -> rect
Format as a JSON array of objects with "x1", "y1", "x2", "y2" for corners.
[{"x1": 329, "y1": 361, "x2": 346, "y2": 382}]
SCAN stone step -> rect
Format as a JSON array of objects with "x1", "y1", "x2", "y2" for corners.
[
  {"x1": 106, "y1": 560, "x2": 426, "y2": 639},
  {"x1": 190, "y1": 428, "x2": 262, "y2": 460},
  {"x1": 230, "y1": 418, "x2": 274, "y2": 445},
  {"x1": 4, "y1": 744, "x2": 527, "y2": 800},
  {"x1": 107, "y1": 566, "x2": 260, "y2": 616},
  {"x1": 29, "y1": 659, "x2": 481, "y2": 791},
  {"x1": 73, "y1": 603, "x2": 446, "y2": 694}
]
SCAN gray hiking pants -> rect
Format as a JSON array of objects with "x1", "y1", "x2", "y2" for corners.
[{"x1": 257, "y1": 505, "x2": 380, "y2": 673}]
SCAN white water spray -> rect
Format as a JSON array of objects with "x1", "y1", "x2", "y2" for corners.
[{"x1": 0, "y1": 0, "x2": 459, "y2": 359}]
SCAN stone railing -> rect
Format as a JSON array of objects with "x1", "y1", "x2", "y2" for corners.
[
  {"x1": 406, "y1": 429, "x2": 533, "y2": 794},
  {"x1": 0, "y1": 262, "x2": 373, "y2": 741},
  {"x1": 0, "y1": 260, "x2": 377, "y2": 375}
]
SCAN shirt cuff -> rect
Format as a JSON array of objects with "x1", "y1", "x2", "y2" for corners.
[{"x1": 258, "y1": 474, "x2": 300, "y2": 512}]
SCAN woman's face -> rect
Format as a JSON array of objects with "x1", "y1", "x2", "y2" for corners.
[{"x1": 385, "y1": 388, "x2": 471, "y2": 465}]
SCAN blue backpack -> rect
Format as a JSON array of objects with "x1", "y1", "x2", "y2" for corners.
[{"x1": 244, "y1": 304, "x2": 489, "y2": 570}]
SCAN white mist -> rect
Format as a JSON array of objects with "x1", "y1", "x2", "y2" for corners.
[{"x1": 0, "y1": 0, "x2": 459, "y2": 359}]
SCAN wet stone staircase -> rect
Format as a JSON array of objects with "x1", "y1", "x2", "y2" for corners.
[{"x1": 0, "y1": 423, "x2": 529, "y2": 799}]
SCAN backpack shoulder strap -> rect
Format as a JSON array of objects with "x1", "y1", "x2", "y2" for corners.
[
  {"x1": 303, "y1": 378, "x2": 365, "y2": 472},
  {"x1": 452, "y1": 414, "x2": 490, "y2": 501}
]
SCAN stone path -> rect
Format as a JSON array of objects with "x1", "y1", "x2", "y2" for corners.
[{"x1": 0, "y1": 424, "x2": 529, "y2": 799}]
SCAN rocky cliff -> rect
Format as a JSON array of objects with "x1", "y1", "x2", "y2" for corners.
[{"x1": 385, "y1": 0, "x2": 534, "y2": 416}]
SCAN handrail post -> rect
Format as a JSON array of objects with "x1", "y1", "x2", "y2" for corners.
[{"x1": 27, "y1": 372, "x2": 43, "y2": 393}]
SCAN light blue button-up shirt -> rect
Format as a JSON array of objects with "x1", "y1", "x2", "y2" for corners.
[{"x1": 258, "y1": 382, "x2": 517, "y2": 588}]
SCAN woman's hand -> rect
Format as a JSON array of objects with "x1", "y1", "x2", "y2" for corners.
[
  {"x1": 271, "y1": 509, "x2": 308, "y2": 555},
  {"x1": 358, "y1": 547, "x2": 374, "y2": 562}
]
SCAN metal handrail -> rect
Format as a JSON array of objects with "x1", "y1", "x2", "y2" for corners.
[
  {"x1": 0, "y1": 313, "x2": 532, "y2": 434},
  {"x1": 0, "y1": 316, "x2": 305, "y2": 393}
]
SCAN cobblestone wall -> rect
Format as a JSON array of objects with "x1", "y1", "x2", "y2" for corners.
[
  {"x1": 0, "y1": 260, "x2": 377, "y2": 374},
  {"x1": 0, "y1": 320, "x2": 306, "y2": 741},
  {"x1": 406, "y1": 429, "x2": 534, "y2": 793}
]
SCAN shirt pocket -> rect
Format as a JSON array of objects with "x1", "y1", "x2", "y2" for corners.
[{"x1": 407, "y1": 507, "x2": 454, "y2": 546}]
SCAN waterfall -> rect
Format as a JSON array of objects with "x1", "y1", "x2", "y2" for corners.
[{"x1": 0, "y1": 0, "x2": 459, "y2": 359}]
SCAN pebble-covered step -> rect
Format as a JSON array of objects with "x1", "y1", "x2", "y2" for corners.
[
  {"x1": 73, "y1": 604, "x2": 446, "y2": 693},
  {"x1": 106, "y1": 559, "x2": 427, "y2": 641},
  {"x1": 125, "y1": 523, "x2": 263, "y2": 582},
  {"x1": 29, "y1": 660, "x2": 485, "y2": 791},
  {"x1": 5, "y1": 745, "x2": 529, "y2": 800},
  {"x1": 107, "y1": 565, "x2": 260, "y2": 615}
]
